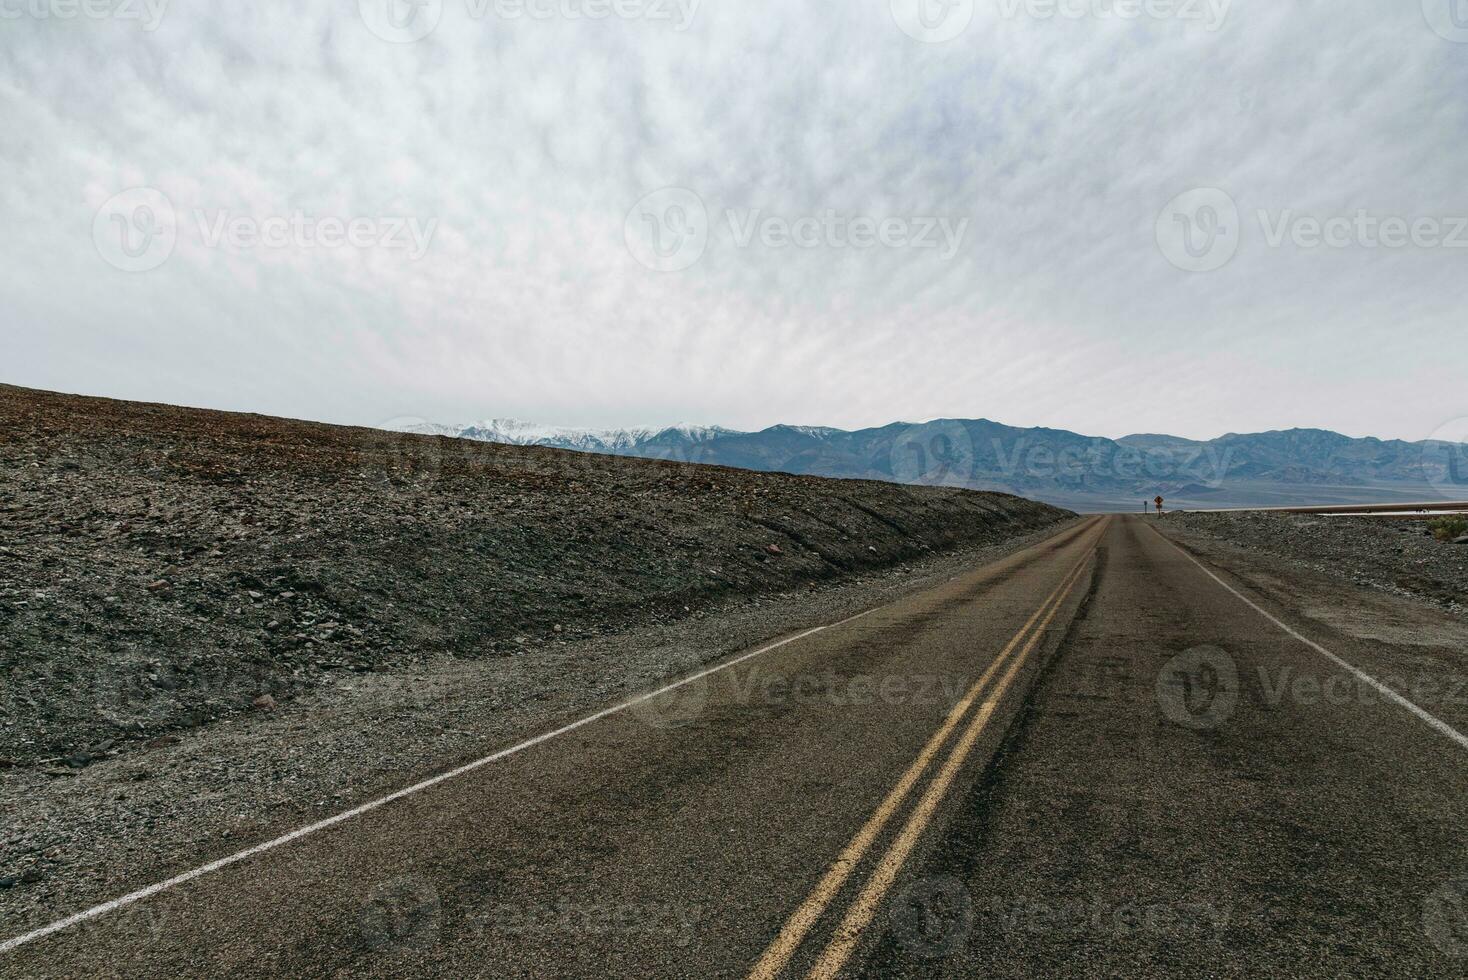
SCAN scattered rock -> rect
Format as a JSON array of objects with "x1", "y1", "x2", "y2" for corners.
[
  {"x1": 1454, "y1": 535, "x2": 1468, "y2": 545},
  {"x1": 0, "y1": 383, "x2": 1067, "y2": 768}
]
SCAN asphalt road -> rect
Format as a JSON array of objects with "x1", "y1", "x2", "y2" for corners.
[{"x1": 5, "y1": 515, "x2": 1466, "y2": 978}]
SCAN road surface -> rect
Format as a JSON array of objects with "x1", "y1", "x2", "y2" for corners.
[{"x1": 4, "y1": 516, "x2": 1466, "y2": 977}]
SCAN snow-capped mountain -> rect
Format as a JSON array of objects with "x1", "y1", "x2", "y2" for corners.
[
  {"x1": 384, "y1": 418, "x2": 740, "y2": 456},
  {"x1": 380, "y1": 415, "x2": 1466, "y2": 512}
]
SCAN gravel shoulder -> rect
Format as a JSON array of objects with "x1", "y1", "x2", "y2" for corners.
[
  {"x1": 0, "y1": 520, "x2": 1078, "y2": 942},
  {"x1": 0, "y1": 384, "x2": 1073, "y2": 939},
  {"x1": 1160, "y1": 511, "x2": 1467, "y2": 617}
]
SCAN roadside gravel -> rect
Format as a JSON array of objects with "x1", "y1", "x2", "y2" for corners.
[
  {"x1": 0, "y1": 519, "x2": 1078, "y2": 941},
  {"x1": 0, "y1": 383, "x2": 1072, "y2": 938},
  {"x1": 1161, "y1": 511, "x2": 1467, "y2": 616},
  {"x1": 1, "y1": 384, "x2": 1066, "y2": 770}
]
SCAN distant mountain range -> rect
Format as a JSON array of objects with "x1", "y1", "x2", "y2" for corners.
[{"x1": 387, "y1": 417, "x2": 1468, "y2": 512}]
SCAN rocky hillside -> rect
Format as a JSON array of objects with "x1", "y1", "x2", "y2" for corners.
[{"x1": 0, "y1": 385, "x2": 1069, "y2": 766}]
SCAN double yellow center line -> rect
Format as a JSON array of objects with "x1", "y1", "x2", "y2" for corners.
[{"x1": 748, "y1": 522, "x2": 1103, "y2": 979}]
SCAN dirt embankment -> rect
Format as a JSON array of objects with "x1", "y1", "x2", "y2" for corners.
[
  {"x1": 0, "y1": 385, "x2": 1069, "y2": 766},
  {"x1": 1162, "y1": 510, "x2": 1467, "y2": 615}
]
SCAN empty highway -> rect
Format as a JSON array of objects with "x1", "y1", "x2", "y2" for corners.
[{"x1": 4, "y1": 516, "x2": 1466, "y2": 977}]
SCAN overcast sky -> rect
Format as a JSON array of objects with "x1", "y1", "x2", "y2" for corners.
[{"x1": 3, "y1": 1, "x2": 1465, "y2": 441}]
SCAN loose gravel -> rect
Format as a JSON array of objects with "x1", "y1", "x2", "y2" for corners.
[
  {"x1": 0, "y1": 384, "x2": 1073, "y2": 937},
  {"x1": 1161, "y1": 511, "x2": 1467, "y2": 617}
]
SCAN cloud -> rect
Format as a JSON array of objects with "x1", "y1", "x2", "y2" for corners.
[{"x1": 1, "y1": 0, "x2": 1465, "y2": 441}]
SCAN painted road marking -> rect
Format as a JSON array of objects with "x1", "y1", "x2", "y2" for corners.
[
  {"x1": 1151, "y1": 526, "x2": 1468, "y2": 752},
  {"x1": 0, "y1": 610, "x2": 879, "y2": 955},
  {"x1": 746, "y1": 546, "x2": 1094, "y2": 980},
  {"x1": 0, "y1": 519, "x2": 1097, "y2": 957},
  {"x1": 805, "y1": 549, "x2": 1093, "y2": 978}
]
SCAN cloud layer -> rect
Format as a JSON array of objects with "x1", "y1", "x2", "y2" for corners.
[{"x1": 3, "y1": 0, "x2": 1465, "y2": 441}]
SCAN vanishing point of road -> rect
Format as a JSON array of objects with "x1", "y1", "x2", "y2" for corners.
[{"x1": 4, "y1": 516, "x2": 1466, "y2": 977}]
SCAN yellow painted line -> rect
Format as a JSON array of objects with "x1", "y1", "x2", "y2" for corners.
[
  {"x1": 746, "y1": 527, "x2": 1100, "y2": 980},
  {"x1": 806, "y1": 545, "x2": 1093, "y2": 979}
]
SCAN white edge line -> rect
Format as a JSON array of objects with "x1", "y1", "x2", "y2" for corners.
[
  {"x1": 1151, "y1": 525, "x2": 1468, "y2": 752},
  {"x1": 1, "y1": 609, "x2": 882, "y2": 956}
]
